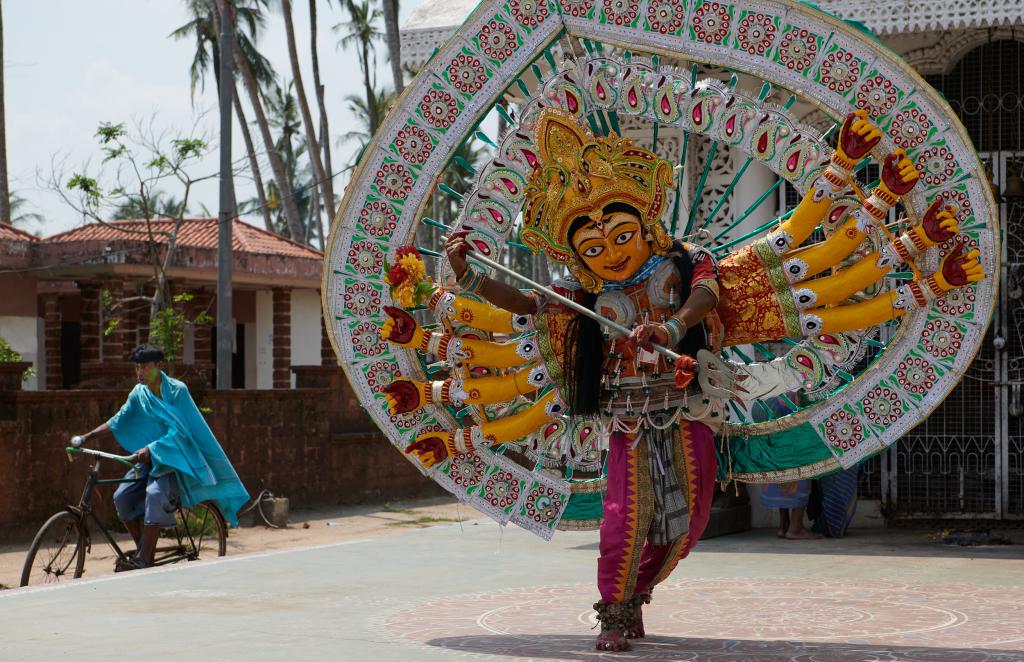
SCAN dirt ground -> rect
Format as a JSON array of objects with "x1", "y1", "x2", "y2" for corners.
[{"x1": 0, "y1": 496, "x2": 469, "y2": 590}]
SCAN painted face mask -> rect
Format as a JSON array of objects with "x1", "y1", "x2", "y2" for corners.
[{"x1": 571, "y1": 210, "x2": 653, "y2": 283}]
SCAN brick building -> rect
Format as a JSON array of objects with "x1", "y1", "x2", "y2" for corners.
[{"x1": 0, "y1": 218, "x2": 333, "y2": 391}]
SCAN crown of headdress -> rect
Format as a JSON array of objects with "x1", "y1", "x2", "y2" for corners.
[{"x1": 520, "y1": 108, "x2": 675, "y2": 292}]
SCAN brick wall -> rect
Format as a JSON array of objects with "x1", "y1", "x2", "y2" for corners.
[
  {"x1": 0, "y1": 370, "x2": 441, "y2": 538},
  {"x1": 272, "y1": 288, "x2": 291, "y2": 388}
]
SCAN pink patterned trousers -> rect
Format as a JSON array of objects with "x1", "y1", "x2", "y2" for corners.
[{"x1": 597, "y1": 420, "x2": 717, "y2": 604}]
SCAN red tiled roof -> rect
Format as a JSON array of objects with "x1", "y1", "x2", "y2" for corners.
[
  {"x1": 46, "y1": 218, "x2": 322, "y2": 260},
  {"x1": 0, "y1": 224, "x2": 39, "y2": 242}
]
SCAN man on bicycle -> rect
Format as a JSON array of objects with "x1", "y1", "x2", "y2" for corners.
[{"x1": 72, "y1": 344, "x2": 249, "y2": 569}]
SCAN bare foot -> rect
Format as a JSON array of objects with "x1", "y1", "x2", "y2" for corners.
[
  {"x1": 785, "y1": 528, "x2": 822, "y2": 540},
  {"x1": 776, "y1": 528, "x2": 787, "y2": 539},
  {"x1": 596, "y1": 630, "x2": 631, "y2": 651}
]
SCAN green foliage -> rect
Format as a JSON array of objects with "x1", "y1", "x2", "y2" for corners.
[
  {"x1": 0, "y1": 337, "x2": 36, "y2": 382},
  {"x1": 66, "y1": 174, "x2": 102, "y2": 200},
  {"x1": 0, "y1": 336, "x2": 22, "y2": 362},
  {"x1": 99, "y1": 290, "x2": 212, "y2": 374},
  {"x1": 95, "y1": 122, "x2": 126, "y2": 143},
  {"x1": 148, "y1": 295, "x2": 212, "y2": 373}
]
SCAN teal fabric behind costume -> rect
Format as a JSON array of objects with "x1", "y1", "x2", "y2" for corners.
[
  {"x1": 108, "y1": 372, "x2": 249, "y2": 526},
  {"x1": 718, "y1": 423, "x2": 834, "y2": 480}
]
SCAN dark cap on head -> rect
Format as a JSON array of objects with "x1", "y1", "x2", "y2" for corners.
[{"x1": 130, "y1": 344, "x2": 165, "y2": 364}]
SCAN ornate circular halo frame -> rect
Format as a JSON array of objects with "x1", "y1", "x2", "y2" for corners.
[{"x1": 324, "y1": 0, "x2": 999, "y2": 538}]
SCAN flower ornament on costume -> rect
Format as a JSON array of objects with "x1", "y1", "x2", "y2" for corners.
[{"x1": 384, "y1": 247, "x2": 435, "y2": 308}]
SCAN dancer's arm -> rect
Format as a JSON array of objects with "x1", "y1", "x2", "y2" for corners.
[{"x1": 446, "y1": 230, "x2": 539, "y2": 315}]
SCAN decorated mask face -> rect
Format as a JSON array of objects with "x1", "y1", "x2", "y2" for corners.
[{"x1": 570, "y1": 209, "x2": 653, "y2": 282}]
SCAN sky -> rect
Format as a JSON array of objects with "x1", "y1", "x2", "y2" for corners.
[{"x1": 5, "y1": 0, "x2": 427, "y2": 238}]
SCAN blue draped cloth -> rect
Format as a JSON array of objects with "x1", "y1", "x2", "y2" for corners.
[
  {"x1": 759, "y1": 480, "x2": 811, "y2": 509},
  {"x1": 108, "y1": 372, "x2": 249, "y2": 526}
]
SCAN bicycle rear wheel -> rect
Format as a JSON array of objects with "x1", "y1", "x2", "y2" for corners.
[
  {"x1": 175, "y1": 501, "x2": 226, "y2": 561},
  {"x1": 20, "y1": 511, "x2": 86, "y2": 587}
]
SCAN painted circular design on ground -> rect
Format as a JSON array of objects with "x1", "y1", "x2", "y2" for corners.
[{"x1": 383, "y1": 579, "x2": 1024, "y2": 660}]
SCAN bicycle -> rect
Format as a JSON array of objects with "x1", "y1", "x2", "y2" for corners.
[{"x1": 20, "y1": 445, "x2": 227, "y2": 587}]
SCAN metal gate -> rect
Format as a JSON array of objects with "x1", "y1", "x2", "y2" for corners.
[{"x1": 869, "y1": 40, "x2": 1024, "y2": 520}]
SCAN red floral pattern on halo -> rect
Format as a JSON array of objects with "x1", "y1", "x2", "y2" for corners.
[
  {"x1": 419, "y1": 89, "x2": 459, "y2": 129},
  {"x1": 777, "y1": 27, "x2": 816, "y2": 71},
  {"x1": 559, "y1": 0, "x2": 595, "y2": 18},
  {"x1": 602, "y1": 0, "x2": 639, "y2": 26},
  {"x1": 737, "y1": 12, "x2": 776, "y2": 56},
  {"x1": 343, "y1": 282, "x2": 381, "y2": 317},
  {"x1": 888, "y1": 108, "x2": 931, "y2": 150},
  {"x1": 856, "y1": 74, "x2": 898, "y2": 116},
  {"x1": 896, "y1": 356, "x2": 937, "y2": 396},
  {"x1": 478, "y1": 20, "x2": 518, "y2": 60},
  {"x1": 510, "y1": 0, "x2": 550, "y2": 28},
  {"x1": 861, "y1": 386, "x2": 903, "y2": 426},
  {"x1": 395, "y1": 125, "x2": 433, "y2": 165},
  {"x1": 916, "y1": 145, "x2": 958, "y2": 187},
  {"x1": 823, "y1": 410, "x2": 864, "y2": 451},
  {"x1": 692, "y1": 2, "x2": 731, "y2": 43},
  {"x1": 446, "y1": 53, "x2": 487, "y2": 95},
  {"x1": 921, "y1": 319, "x2": 963, "y2": 360},
  {"x1": 348, "y1": 239, "x2": 385, "y2": 276},
  {"x1": 374, "y1": 162, "x2": 414, "y2": 199},
  {"x1": 820, "y1": 48, "x2": 860, "y2": 94},
  {"x1": 646, "y1": 0, "x2": 684, "y2": 33},
  {"x1": 358, "y1": 200, "x2": 398, "y2": 238}
]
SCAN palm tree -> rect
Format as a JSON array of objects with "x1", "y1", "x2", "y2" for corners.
[
  {"x1": 9, "y1": 192, "x2": 44, "y2": 228},
  {"x1": 309, "y1": 0, "x2": 337, "y2": 226},
  {"x1": 232, "y1": 19, "x2": 305, "y2": 241},
  {"x1": 337, "y1": 87, "x2": 393, "y2": 169},
  {"x1": 170, "y1": 0, "x2": 276, "y2": 231},
  {"x1": 112, "y1": 190, "x2": 187, "y2": 220},
  {"x1": 381, "y1": 0, "x2": 404, "y2": 95},
  {"x1": 335, "y1": 0, "x2": 385, "y2": 138},
  {"x1": 280, "y1": 0, "x2": 334, "y2": 235},
  {"x1": 265, "y1": 79, "x2": 315, "y2": 239}
]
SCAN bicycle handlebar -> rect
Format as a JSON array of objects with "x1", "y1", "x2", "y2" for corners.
[{"x1": 65, "y1": 446, "x2": 138, "y2": 466}]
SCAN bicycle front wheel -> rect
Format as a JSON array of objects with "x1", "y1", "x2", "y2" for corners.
[{"x1": 20, "y1": 510, "x2": 86, "y2": 587}]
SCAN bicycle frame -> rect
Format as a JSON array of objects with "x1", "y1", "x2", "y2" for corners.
[{"x1": 73, "y1": 458, "x2": 208, "y2": 568}]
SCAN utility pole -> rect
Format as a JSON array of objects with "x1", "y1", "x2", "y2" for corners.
[
  {"x1": 0, "y1": 0, "x2": 11, "y2": 225},
  {"x1": 216, "y1": 0, "x2": 236, "y2": 389}
]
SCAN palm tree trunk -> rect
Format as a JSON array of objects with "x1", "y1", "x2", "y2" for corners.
[
  {"x1": 233, "y1": 36, "x2": 304, "y2": 241},
  {"x1": 361, "y1": 43, "x2": 378, "y2": 136},
  {"x1": 281, "y1": 0, "x2": 334, "y2": 236},
  {"x1": 233, "y1": 86, "x2": 273, "y2": 232},
  {"x1": 309, "y1": 0, "x2": 337, "y2": 221},
  {"x1": 381, "y1": 0, "x2": 404, "y2": 94},
  {"x1": 304, "y1": 179, "x2": 319, "y2": 245},
  {"x1": 0, "y1": 1, "x2": 11, "y2": 226}
]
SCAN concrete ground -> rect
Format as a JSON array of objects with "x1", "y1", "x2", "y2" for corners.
[
  {"x1": 1, "y1": 519, "x2": 1023, "y2": 662},
  {"x1": 0, "y1": 497, "x2": 469, "y2": 590}
]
